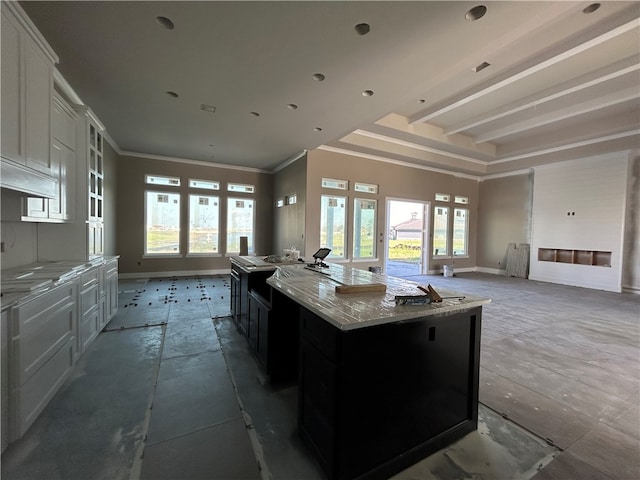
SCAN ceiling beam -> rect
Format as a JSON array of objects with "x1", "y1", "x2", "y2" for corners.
[
  {"x1": 410, "y1": 18, "x2": 640, "y2": 124},
  {"x1": 444, "y1": 55, "x2": 640, "y2": 136},
  {"x1": 474, "y1": 87, "x2": 640, "y2": 143}
]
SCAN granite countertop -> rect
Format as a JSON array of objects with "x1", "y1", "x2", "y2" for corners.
[
  {"x1": 267, "y1": 263, "x2": 491, "y2": 331},
  {"x1": 0, "y1": 256, "x2": 119, "y2": 310},
  {"x1": 231, "y1": 255, "x2": 302, "y2": 272}
]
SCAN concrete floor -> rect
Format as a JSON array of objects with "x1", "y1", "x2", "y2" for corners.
[{"x1": 1, "y1": 272, "x2": 638, "y2": 480}]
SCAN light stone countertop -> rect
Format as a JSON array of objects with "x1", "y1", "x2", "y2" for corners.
[
  {"x1": 266, "y1": 263, "x2": 491, "y2": 331},
  {"x1": 0, "y1": 256, "x2": 119, "y2": 311}
]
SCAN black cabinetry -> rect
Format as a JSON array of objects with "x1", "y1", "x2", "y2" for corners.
[
  {"x1": 298, "y1": 306, "x2": 482, "y2": 480},
  {"x1": 230, "y1": 260, "x2": 299, "y2": 381},
  {"x1": 248, "y1": 289, "x2": 300, "y2": 381}
]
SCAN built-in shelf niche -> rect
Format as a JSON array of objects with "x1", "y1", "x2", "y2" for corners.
[{"x1": 537, "y1": 248, "x2": 611, "y2": 267}]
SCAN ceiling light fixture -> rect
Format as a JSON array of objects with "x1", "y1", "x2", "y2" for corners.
[
  {"x1": 314, "y1": 127, "x2": 323, "y2": 132},
  {"x1": 362, "y1": 90, "x2": 374, "y2": 97},
  {"x1": 473, "y1": 61, "x2": 491, "y2": 73},
  {"x1": 465, "y1": 5, "x2": 487, "y2": 21},
  {"x1": 583, "y1": 3, "x2": 601, "y2": 14},
  {"x1": 418, "y1": 99, "x2": 426, "y2": 104},
  {"x1": 312, "y1": 73, "x2": 326, "y2": 82},
  {"x1": 156, "y1": 16, "x2": 175, "y2": 30},
  {"x1": 250, "y1": 111, "x2": 260, "y2": 117},
  {"x1": 355, "y1": 23, "x2": 371, "y2": 35},
  {"x1": 166, "y1": 91, "x2": 179, "y2": 98},
  {"x1": 287, "y1": 104, "x2": 298, "y2": 110}
]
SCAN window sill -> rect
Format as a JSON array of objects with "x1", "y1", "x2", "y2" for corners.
[
  {"x1": 186, "y1": 253, "x2": 222, "y2": 258},
  {"x1": 143, "y1": 253, "x2": 182, "y2": 258},
  {"x1": 351, "y1": 258, "x2": 379, "y2": 263}
]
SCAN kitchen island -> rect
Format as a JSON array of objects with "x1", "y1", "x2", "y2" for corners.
[{"x1": 266, "y1": 264, "x2": 490, "y2": 480}]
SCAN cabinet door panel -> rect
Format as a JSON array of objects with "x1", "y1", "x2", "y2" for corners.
[
  {"x1": 24, "y1": 41, "x2": 51, "y2": 175},
  {"x1": 1, "y1": 11, "x2": 22, "y2": 163}
]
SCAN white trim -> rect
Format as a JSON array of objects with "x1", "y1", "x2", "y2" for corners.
[
  {"x1": 119, "y1": 269, "x2": 231, "y2": 280},
  {"x1": 622, "y1": 286, "x2": 640, "y2": 295},
  {"x1": 475, "y1": 266, "x2": 506, "y2": 275},
  {"x1": 318, "y1": 146, "x2": 482, "y2": 181},
  {"x1": 479, "y1": 168, "x2": 533, "y2": 181},
  {"x1": 352, "y1": 129, "x2": 488, "y2": 166},
  {"x1": 495, "y1": 130, "x2": 640, "y2": 163},
  {"x1": 121, "y1": 151, "x2": 272, "y2": 174}
]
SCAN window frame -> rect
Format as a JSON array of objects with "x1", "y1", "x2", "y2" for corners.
[
  {"x1": 226, "y1": 197, "x2": 256, "y2": 255},
  {"x1": 452, "y1": 207, "x2": 469, "y2": 257},
  {"x1": 187, "y1": 193, "x2": 221, "y2": 256},
  {"x1": 144, "y1": 189, "x2": 182, "y2": 257},
  {"x1": 320, "y1": 194, "x2": 348, "y2": 260},
  {"x1": 353, "y1": 197, "x2": 377, "y2": 260}
]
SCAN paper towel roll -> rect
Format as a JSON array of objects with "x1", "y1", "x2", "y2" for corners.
[{"x1": 239, "y1": 236, "x2": 248, "y2": 256}]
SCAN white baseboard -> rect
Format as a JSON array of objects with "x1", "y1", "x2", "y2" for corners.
[
  {"x1": 119, "y1": 269, "x2": 231, "y2": 280},
  {"x1": 622, "y1": 285, "x2": 640, "y2": 295},
  {"x1": 474, "y1": 266, "x2": 506, "y2": 275}
]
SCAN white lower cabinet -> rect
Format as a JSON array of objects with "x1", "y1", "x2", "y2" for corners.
[
  {"x1": 8, "y1": 281, "x2": 77, "y2": 441},
  {"x1": 3, "y1": 257, "x2": 119, "y2": 445}
]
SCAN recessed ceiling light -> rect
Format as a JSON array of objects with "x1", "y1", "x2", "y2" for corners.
[
  {"x1": 418, "y1": 99, "x2": 426, "y2": 104},
  {"x1": 355, "y1": 23, "x2": 371, "y2": 35},
  {"x1": 312, "y1": 73, "x2": 326, "y2": 82},
  {"x1": 362, "y1": 90, "x2": 374, "y2": 97},
  {"x1": 465, "y1": 5, "x2": 487, "y2": 21},
  {"x1": 166, "y1": 91, "x2": 179, "y2": 98},
  {"x1": 314, "y1": 127, "x2": 323, "y2": 132},
  {"x1": 250, "y1": 111, "x2": 260, "y2": 117},
  {"x1": 287, "y1": 104, "x2": 298, "y2": 110},
  {"x1": 200, "y1": 104, "x2": 216, "y2": 113},
  {"x1": 473, "y1": 61, "x2": 491, "y2": 73},
  {"x1": 156, "y1": 16, "x2": 175, "y2": 30},
  {"x1": 583, "y1": 3, "x2": 601, "y2": 14}
]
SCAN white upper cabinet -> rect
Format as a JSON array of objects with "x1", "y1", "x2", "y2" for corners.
[{"x1": 0, "y1": 2, "x2": 58, "y2": 197}]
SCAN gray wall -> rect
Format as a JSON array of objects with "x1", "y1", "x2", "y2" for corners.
[
  {"x1": 116, "y1": 154, "x2": 273, "y2": 275},
  {"x1": 306, "y1": 149, "x2": 480, "y2": 272},
  {"x1": 273, "y1": 155, "x2": 307, "y2": 256},
  {"x1": 476, "y1": 172, "x2": 533, "y2": 271}
]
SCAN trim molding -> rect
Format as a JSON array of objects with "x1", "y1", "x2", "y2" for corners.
[{"x1": 120, "y1": 151, "x2": 272, "y2": 174}]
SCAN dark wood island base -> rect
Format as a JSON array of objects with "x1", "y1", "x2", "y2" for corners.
[{"x1": 298, "y1": 306, "x2": 482, "y2": 480}]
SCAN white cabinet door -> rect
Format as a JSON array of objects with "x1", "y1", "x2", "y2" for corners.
[
  {"x1": 48, "y1": 141, "x2": 75, "y2": 221},
  {"x1": 23, "y1": 39, "x2": 53, "y2": 176},
  {"x1": 1, "y1": 10, "x2": 22, "y2": 164}
]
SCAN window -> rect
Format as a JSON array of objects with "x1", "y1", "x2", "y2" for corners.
[
  {"x1": 145, "y1": 174, "x2": 181, "y2": 186},
  {"x1": 276, "y1": 199, "x2": 284, "y2": 208},
  {"x1": 432, "y1": 206, "x2": 449, "y2": 257},
  {"x1": 286, "y1": 194, "x2": 297, "y2": 205},
  {"x1": 145, "y1": 191, "x2": 181, "y2": 255},
  {"x1": 320, "y1": 195, "x2": 346, "y2": 258},
  {"x1": 189, "y1": 179, "x2": 219, "y2": 190},
  {"x1": 354, "y1": 182, "x2": 378, "y2": 194},
  {"x1": 453, "y1": 208, "x2": 469, "y2": 256},
  {"x1": 321, "y1": 178, "x2": 348, "y2": 190},
  {"x1": 454, "y1": 195, "x2": 469, "y2": 204},
  {"x1": 188, "y1": 194, "x2": 219, "y2": 254},
  {"x1": 227, "y1": 183, "x2": 255, "y2": 193},
  {"x1": 227, "y1": 198, "x2": 255, "y2": 253},
  {"x1": 435, "y1": 193, "x2": 450, "y2": 202},
  {"x1": 353, "y1": 199, "x2": 376, "y2": 259}
]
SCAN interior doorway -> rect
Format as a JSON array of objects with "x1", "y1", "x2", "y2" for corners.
[{"x1": 385, "y1": 199, "x2": 430, "y2": 277}]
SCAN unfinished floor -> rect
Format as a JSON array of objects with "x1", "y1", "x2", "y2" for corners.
[{"x1": 1, "y1": 272, "x2": 638, "y2": 480}]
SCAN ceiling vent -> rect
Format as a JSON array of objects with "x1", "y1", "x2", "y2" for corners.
[{"x1": 473, "y1": 61, "x2": 491, "y2": 73}]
